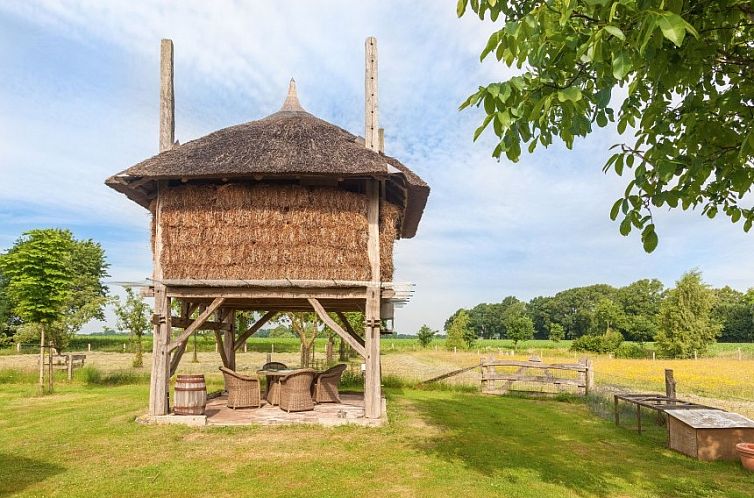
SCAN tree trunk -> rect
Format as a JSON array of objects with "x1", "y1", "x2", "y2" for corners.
[
  {"x1": 39, "y1": 324, "x2": 45, "y2": 391},
  {"x1": 326, "y1": 336, "x2": 334, "y2": 364},
  {"x1": 133, "y1": 333, "x2": 144, "y2": 368},
  {"x1": 300, "y1": 342, "x2": 312, "y2": 368},
  {"x1": 338, "y1": 337, "x2": 347, "y2": 361}
]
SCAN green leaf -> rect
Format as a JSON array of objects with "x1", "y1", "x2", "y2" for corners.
[
  {"x1": 557, "y1": 87, "x2": 582, "y2": 103},
  {"x1": 603, "y1": 25, "x2": 625, "y2": 41},
  {"x1": 657, "y1": 13, "x2": 687, "y2": 47},
  {"x1": 641, "y1": 226, "x2": 658, "y2": 253},
  {"x1": 619, "y1": 217, "x2": 631, "y2": 236},
  {"x1": 473, "y1": 115, "x2": 493, "y2": 142},
  {"x1": 456, "y1": 0, "x2": 468, "y2": 17},
  {"x1": 612, "y1": 52, "x2": 632, "y2": 79},
  {"x1": 609, "y1": 199, "x2": 622, "y2": 220}
]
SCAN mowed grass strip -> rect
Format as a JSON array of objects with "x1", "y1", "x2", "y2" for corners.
[{"x1": 1, "y1": 382, "x2": 753, "y2": 497}]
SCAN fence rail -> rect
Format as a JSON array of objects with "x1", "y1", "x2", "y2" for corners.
[{"x1": 481, "y1": 357, "x2": 594, "y2": 396}]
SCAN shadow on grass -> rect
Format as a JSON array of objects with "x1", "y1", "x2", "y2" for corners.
[
  {"x1": 0, "y1": 453, "x2": 64, "y2": 497},
  {"x1": 406, "y1": 392, "x2": 746, "y2": 497}
]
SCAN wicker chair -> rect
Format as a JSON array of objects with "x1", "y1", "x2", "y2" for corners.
[
  {"x1": 261, "y1": 361, "x2": 287, "y2": 371},
  {"x1": 220, "y1": 367, "x2": 261, "y2": 409},
  {"x1": 278, "y1": 368, "x2": 317, "y2": 412},
  {"x1": 312, "y1": 364, "x2": 347, "y2": 403}
]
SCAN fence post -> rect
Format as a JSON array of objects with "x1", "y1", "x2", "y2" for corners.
[
  {"x1": 738, "y1": 348, "x2": 742, "y2": 361},
  {"x1": 244, "y1": 342, "x2": 247, "y2": 353},
  {"x1": 652, "y1": 351, "x2": 655, "y2": 361},
  {"x1": 16, "y1": 343, "x2": 20, "y2": 352},
  {"x1": 665, "y1": 369, "x2": 676, "y2": 400},
  {"x1": 88, "y1": 343, "x2": 91, "y2": 352},
  {"x1": 693, "y1": 350, "x2": 698, "y2": 360},
  {"x1": 67, "y1": 354, "x2": 73, "y2": 381},
  {"x1": 584, "y1": 358, "x2": 594, "y2": 395},
  {"x1": 266, "y1": 352, "x2": 271, "y2": 364}
]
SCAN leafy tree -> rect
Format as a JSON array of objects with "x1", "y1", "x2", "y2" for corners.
[
  {"x1": 0, "y1": 229, "x2": 109, "y2": 352},
  {"x1": 446, "y1": 310, "x2": 474, "y2": 350},
  {"x1": 458, "y1": 0, "x2": 754, "y2": 251},
  {"x1": 416, "y1": 324, "x2": 437, "y2": 348},
  {"x1": 616, "y1": 279, "x2": 664, "y2": 340},
  {"x1": 712, "y1": 286, "x2": 754, "y2": 342},
  {"x1": 279, "y1": 313, "x2": 320, "y2": 367},
  {"x1": 656, "y1": 270, "x2": 721, "y2": 358},
  {"x1": 545, "y1": 284, "x2": 616, "y2": 338},
  {"x1": 0, "y1": 277, "x2": 19, "y2": 347},
  {"x1": 592, "y1": 297, "x2": 626, "y2": 334},
  {"x1": 500, "y1": 301, "x2": 534, "y2": 346},
  {"x1": 114, "y1": 287, "x2": 152, "y2": 367},
  {"x1": 527, "y1": 295, "x2": 553, "y2": 338},
  {"x1": 548, "y1": 322, "x2": 565, "y2": 343}
]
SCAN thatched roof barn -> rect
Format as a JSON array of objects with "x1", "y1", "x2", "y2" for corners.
[{"x1": 107, "y1": 38, "x2": 428, "y2": 422}]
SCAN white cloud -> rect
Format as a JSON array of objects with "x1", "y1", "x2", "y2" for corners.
[{"x1": 1, "y1": 1, "x2": 752, "y2": 336}]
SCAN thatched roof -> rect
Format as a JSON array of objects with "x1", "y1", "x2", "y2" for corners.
[{"x1": 106, "y1": 80, "x2": 428, "y2": 238}]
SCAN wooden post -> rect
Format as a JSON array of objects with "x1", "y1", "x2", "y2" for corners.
[
  {"x1": 364, "y1": 175, "x2": 381, "y2": 419},
  {"x1": 67, "y1": 353, "x2": 73, "y2": 381},
  {"x1": 149, "y1": 287, "x2": 171, "y2": 416},
  {"x1": 160, "y1": 39, "x2": 175, "y2": 153},
  {"x1": 16, "y1": 342, "x2": 20, "y2": 352},
  {"x1": 584, "y1": 358, "x2": 594, "y2": 395},
  {"x1": 364, "y1": 37, "x2": 379, "y2": 151},
  {"x1": 378, "y1": 128, "x2": 385, "y2": 153},
  {"x1": 88, "y1": 343, "x2": 91, "y2": 352},
  {"x1": 614, "y1": 395, "x2": 619, "y2": 426},
  {"x1": 665, "y1": 369, "x2": 676, "y2": 400},
  {"x1": 636, "y1": 404, "x2": 642, "y2": 434},
  {"x1": 224, "y1": 310, "x2": 236, "y2": 371}
]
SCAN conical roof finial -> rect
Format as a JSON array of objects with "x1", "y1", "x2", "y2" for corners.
[{"x1": 280, "y1": 78, "x2": 304, "y2": 112}]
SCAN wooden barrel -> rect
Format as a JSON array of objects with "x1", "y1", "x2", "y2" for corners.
[{"x1": 174, "y1": 374, "x2": 207, "y2": 415}]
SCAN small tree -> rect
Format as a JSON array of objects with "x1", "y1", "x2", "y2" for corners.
[
  {"x1": 548, "y1": 323, "x2": 565, "y2": 343},
  {"x1": 505, "y1": 314, "x2": 534, "y2": 348},
  {"x1": 446, "y1": 310, "x2": 474, "y2": 350},
  {"x1": 416, "y1": 324, "x2": 437, "y2": 348},
  {"x1": 656, "y1": 270, "x2": 721, "y2": 358},
  {"x1": 280, "y1": 313, "x2": 320, "y2": 367},
  {"x1": 114, "y1": 287, "x2": 151, "y2": 368}
]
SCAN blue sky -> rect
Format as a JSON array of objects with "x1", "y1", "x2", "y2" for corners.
[{"x1": 1, "y1": 1, "x2": 752, "y2": 335}]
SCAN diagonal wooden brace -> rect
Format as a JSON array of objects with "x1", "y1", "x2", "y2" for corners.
[
  {"x1": 167, "y1": 297, "x2": 225, "y2": 352},
  {"x1": 308, "y1": 298, "x2": 366, "y2": 358},
  {"x1": 234, "y1": 311, "x2": 277, "y2": 351}
]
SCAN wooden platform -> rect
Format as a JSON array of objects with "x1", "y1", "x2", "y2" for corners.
[{"x1": 139, "y1": 393, "x2": 386, "y2": 428}]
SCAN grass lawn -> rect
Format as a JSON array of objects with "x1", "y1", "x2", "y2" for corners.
[{"x1": 1, "y1": 380, "x2": 752, "y2": 497}]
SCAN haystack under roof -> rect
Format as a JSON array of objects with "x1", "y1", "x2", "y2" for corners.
[{"x1": 106, "y1": 80, "x2": 429, "y2": 238}]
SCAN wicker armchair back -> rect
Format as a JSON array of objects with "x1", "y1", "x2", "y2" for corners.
[
  {"x1": 278, "y1": 368, "x2": 317, "y2": 412},
  {"x1": 220, "y1": 367, "x2": 261, "y2": 409},
  {"x1": 261, "y1": 361, "x2": 288, "y2": 371},
  {"x1": 313, "y1": 363, "x2": 347, "y2": 403}
]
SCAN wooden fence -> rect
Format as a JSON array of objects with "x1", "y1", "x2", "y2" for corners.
[{"x1": 480, "y1": 357, "x2": 594, "y2": 396}]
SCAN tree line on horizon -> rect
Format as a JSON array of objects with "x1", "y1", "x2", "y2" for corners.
[{"x1": 424, "y1": 271, "x2": 754, "y2": 358}]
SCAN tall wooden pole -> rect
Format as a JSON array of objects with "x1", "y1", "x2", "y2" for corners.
[
  {"x1": 38, "y1": 325, "x2": 45, "y2": 391},
  {"x1": 364, "y1": 37, "x2": 379, "y2": 152},
  {"x1": 364, "y1": 36, "x2": 382, "y2": 419},
  {"x1": 159, "y1": 39, "x2": 175, "y2": 153},
  {"x1": 149, "y1": 39, "x2": 175, "y2": 416}
]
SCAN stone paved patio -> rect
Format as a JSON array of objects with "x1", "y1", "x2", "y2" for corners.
[{"x1": 140, "y1": 392, "x2": 386, "y2": 427}]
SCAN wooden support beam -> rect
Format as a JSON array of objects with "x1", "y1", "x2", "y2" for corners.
[
  {"x1": 169, "y1": 340, "x2": 187, "y2": 377},
  {"x1": 364, "y1": 175, "x2": 382, "y2": 419},
  {"x1": 365, "y1": 36, "x2": 379, "y2": 151},
  {"x1": 223, "y1": 310, "x2": 236, "y2": 371},
  {"x1": 234, "y1": 311, "x2": 277, "y2": 351},
  {"x1": 167, "y1": 297, "x2": 225, "y2": 352},
  {"x1": 159, "y1": 39, "x2": 175, "y2": 153},
  {"x1": 335, "y1": 311, "x2": 365, "y2": 349},
  {"x1": 309, "y1": 299, "x2": 366, "y2": 358},
  {"x1": 169, "y1": 318, "x2": 231, "y2": 331},
  {"x1": 214, "y1": 330, "x2": 229, "y2": 368}
]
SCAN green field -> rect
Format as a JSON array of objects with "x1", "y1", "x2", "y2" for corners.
[
  {"x1": 6, "y1": 334, "x2": 754, "y2": 358},
  {"x1": 1, "y1": 374, "x2": 753, "y2": 497}
]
